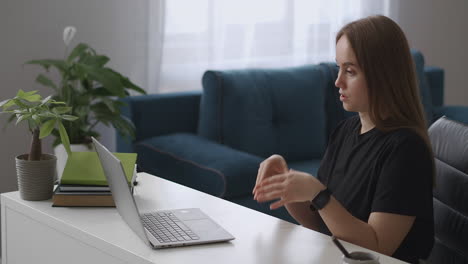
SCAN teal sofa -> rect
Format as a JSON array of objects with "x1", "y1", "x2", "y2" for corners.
[{"x1": 117, "y1": 50, "x2": 468, "y2": 223}]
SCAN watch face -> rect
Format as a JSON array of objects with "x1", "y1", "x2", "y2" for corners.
[{"x1": 312, "y1": 188, "x2": 331, "y2": 210}]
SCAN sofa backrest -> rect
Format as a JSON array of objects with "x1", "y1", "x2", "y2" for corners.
[
  {"x1": 198, "y1": 50, "x2": 442, "y2": 161},
  {"x1": 199, "y1": 65, "x2": 330, "y2": 161},
  {"x1": 412, "y1": 50, "x2": 434, "y2": 125}
]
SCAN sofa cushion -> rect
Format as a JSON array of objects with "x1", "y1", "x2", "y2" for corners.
[
  {"x1": 118, "y1": 92, "x2": 202, "y2": 152},
  {"x1": 199, "y1": 65, "x2": 329, "y2": 162},
  {"x1": 134, "y1": 133, "x2": 263, "y2": 198}
]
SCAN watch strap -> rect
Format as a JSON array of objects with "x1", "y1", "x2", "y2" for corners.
[{"x1": 309, "y1": 188, "x2": 331, "y2": 211}]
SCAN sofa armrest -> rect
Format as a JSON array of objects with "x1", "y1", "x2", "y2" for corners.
[
  {"x1": 434, "y1": 106, "x2": 468, "y2": 125},
  {"x1": 116, "y1": 91, "x2": 202, "y2": 152},
  {"x1": 425, "y1": 66, "x2": 444, "y2": 107},
  {"x1": 135, "y1": 133, "x2": 264, "y2": 198}
]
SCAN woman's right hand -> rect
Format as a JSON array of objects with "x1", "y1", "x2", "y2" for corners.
[{"x1": 252, "y1": 154, "x2": 288, "y2": 196}]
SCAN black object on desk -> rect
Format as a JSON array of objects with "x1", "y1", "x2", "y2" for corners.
[{"x1": 332, "y1": 236, "x2": 352, "y2": 259}]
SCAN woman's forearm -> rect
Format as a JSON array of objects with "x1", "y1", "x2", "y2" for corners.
[
  {"x1": 285, "y1": 202, "x2": 323, "y2": 232},
  {"x1": 318, "y1": 197, "x2": 380, "y2": 252}
]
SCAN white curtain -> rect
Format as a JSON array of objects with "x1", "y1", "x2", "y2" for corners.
[{"x1": 148, "y1": 0, "x2": 394, "y2": 93}]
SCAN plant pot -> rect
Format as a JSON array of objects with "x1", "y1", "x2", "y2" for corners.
[
  {"x1": 15, "y1": 154, "x2": 57, "y2": 201},
  {"x1": 54, "y1": 143, "x2": 94, "y2": 181}
]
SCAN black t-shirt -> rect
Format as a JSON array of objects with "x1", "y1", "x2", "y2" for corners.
[{"x1": 317, "y1": 116, "x2": 434, "y2": 263}]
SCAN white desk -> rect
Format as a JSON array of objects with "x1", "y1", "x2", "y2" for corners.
[{"x1": 1, "y1": 173, "x2": 405, "y2": 264}]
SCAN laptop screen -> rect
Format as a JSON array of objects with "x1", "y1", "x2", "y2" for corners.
[{"x1": 92, "y1": 137, "x2": 150, "y2": 245}]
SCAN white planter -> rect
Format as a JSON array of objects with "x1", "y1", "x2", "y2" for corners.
[{"x1": 54, "y1": 143, "x2": 94, "y2": 182}]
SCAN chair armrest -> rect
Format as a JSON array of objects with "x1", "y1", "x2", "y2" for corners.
[
  {"x1": 425, "y1": 66, "x2": 444, "y2": 107},
  {"x1": 116, "y1": 91, "x2": 202, "y2": 152},
  {"x1": 135, "y1": 133, "x2": 264, "y2": 198},
  {"x1": 434, "y1": 105, "x2": 468, "y2": 125}
]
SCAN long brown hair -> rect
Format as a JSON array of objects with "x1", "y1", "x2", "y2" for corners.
[{"x1": 336, "y1": 15, "x2": 435, "y2": 182}]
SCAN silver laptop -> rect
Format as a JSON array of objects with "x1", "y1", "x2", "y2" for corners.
[{"x1": 92, "y1": 137, "x2": 235, "y2": 249}]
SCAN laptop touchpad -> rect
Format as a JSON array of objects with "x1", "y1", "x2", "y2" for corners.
[{"x1": 186, "y1": 219, "x2": 221, "y2": 232}]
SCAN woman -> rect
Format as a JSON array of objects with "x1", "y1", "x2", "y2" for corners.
[{"x1": 252, "y1": 15, "x2": 434, "y2": 264}]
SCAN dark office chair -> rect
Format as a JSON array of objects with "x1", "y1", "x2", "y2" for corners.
[{"x1": 427, "y1": 116, "x2": 468, "y2": 263}]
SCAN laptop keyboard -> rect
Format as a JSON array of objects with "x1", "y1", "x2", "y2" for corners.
[{"x1": 141, "y1": 212, "x2": 200, "y2": 243}]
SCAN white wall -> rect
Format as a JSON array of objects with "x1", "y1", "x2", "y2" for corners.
[
  {"x1": 0, "y1": 0, "x2": 149, "y2": 192},
  {"x1": 0, "y1": 0, "x2": 150, "y2": 252},
  {"x1": 395, "y1": 0, "x2": 468, "y2": 106}
]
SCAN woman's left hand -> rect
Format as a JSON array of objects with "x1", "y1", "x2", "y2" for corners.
[{"x1": 254, "y1": 169, "x2": 326, "y2": 210}]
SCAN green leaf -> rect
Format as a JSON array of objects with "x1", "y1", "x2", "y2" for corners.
[
  {"x1": 12, "y1": 98, "x2": 30, "y2": 109},
  {"x1": 52, "y1": 106, "x2": 72, "y2": 114},
  {"x1": 27, "y1": 119, "x2": 35, "y2": 131},
  {"x1": 17, "y1": 89, "x2": 37, "y2": 97},
  {"x1": 16, "y1": 89, "x2": 27, "y2": 98},
  {"x1": 13, "y1": 109, "x2": 26, "y2": 114},
  {"x1": 90, "y1": 87, "x2": 113, "y2": 96},
  {"x1": 112, "y1": 115, "x2": 136, "y2": 139},
  {"x1": 121, "y1": 75, "x2": 146, "y2": 94},
  {"x1": 77, "y1": 51, "x2": 90, "y2": 63},
  {"x1": 67, "y1": 43, "x2": 90, "y2": 62},
  {"x1": 0, "y1": 99, "x2": 8, "y2": 106},
  {"x1": 24, "y1": 94, "x2": 41, "y2": 102},
  {"x1": 37, "y1": 112, "x2": 57, "y2": 119},
  {"x1": 16, "y1": 113, "x2": 31, "y2": 125},
  {"x1": 82, "y1": 55, "x2": 110, "y2": 68},
  {"x1": 0, "y1": 99, "x2": 12, "y2": 109},
  {"x1": 2, "y1": 100, "x2": 16, "y2": 110},
  {"x1": 78, "y1": 65, "x2": 126, "y2": 97},
  {"x1": 91, "y1": 102, "x2": 113, "y2": 116},
  {"x1": 36, "y1": 74, "x2": 58, "y2": 90},
  {"x1": 74, "y1": 105, "x2": 90, "y2": 117},
  {"x1": 73, "y1": 94, "x2": 92, "y2": 105},
  {"x1": 113, "y1": 100, "x2": 126, "y2": 108},
  {"x1": 107, "y1": 69, "x2": 146, "y2": 95},
  {"x1": 58, "y1": 121, "x2": 72, "y2": 156},
  {"x1": 17, "y1": 90, "x2": 41, "y2": 102},
  {"x1": 61, "y1": 115, "x2": 79, "y2": 121},
  {"x1": 74, "y1": 63, "x2": 88, "y2": 80},
  {"x1": 49, "y1": 101, "x2": 66, "y2": 105},
  {"x1": 101, "y1": 98, "x2": 116, "y2": 112},
  {"x1": 26, "y1": 59, "x2": 67, "y2": 73},
  {"x1": 40, "y1": 95, "x2": 52, "y2": 106},
  {"x1": 39, "y1": 119, "x2": 56, "y2": 139}
]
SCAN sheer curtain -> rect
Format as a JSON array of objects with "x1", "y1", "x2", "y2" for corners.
[{"x1": 148, "y1": 0, "x2": 394, "y2": 93}]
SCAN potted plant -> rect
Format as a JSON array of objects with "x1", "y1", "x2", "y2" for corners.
[
  {"x1": 25, "y1": 26, "x2": 146, "y2": 177},
  {"x1": 0, "y1": 90, "x2": 77, "y2": 200}
]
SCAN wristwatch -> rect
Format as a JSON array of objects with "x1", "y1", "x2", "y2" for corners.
[{"x1": 309, "y1": 188, "x2": 331, "y2": 211}]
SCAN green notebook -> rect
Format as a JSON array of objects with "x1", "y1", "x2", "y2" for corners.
[{"x1": 60, "y1": 152, "x2": 137, "y2": 186}]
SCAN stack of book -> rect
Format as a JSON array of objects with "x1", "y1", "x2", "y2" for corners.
[{"x1": 52, "y1": 151, "x2": 137, "y2": 207}]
